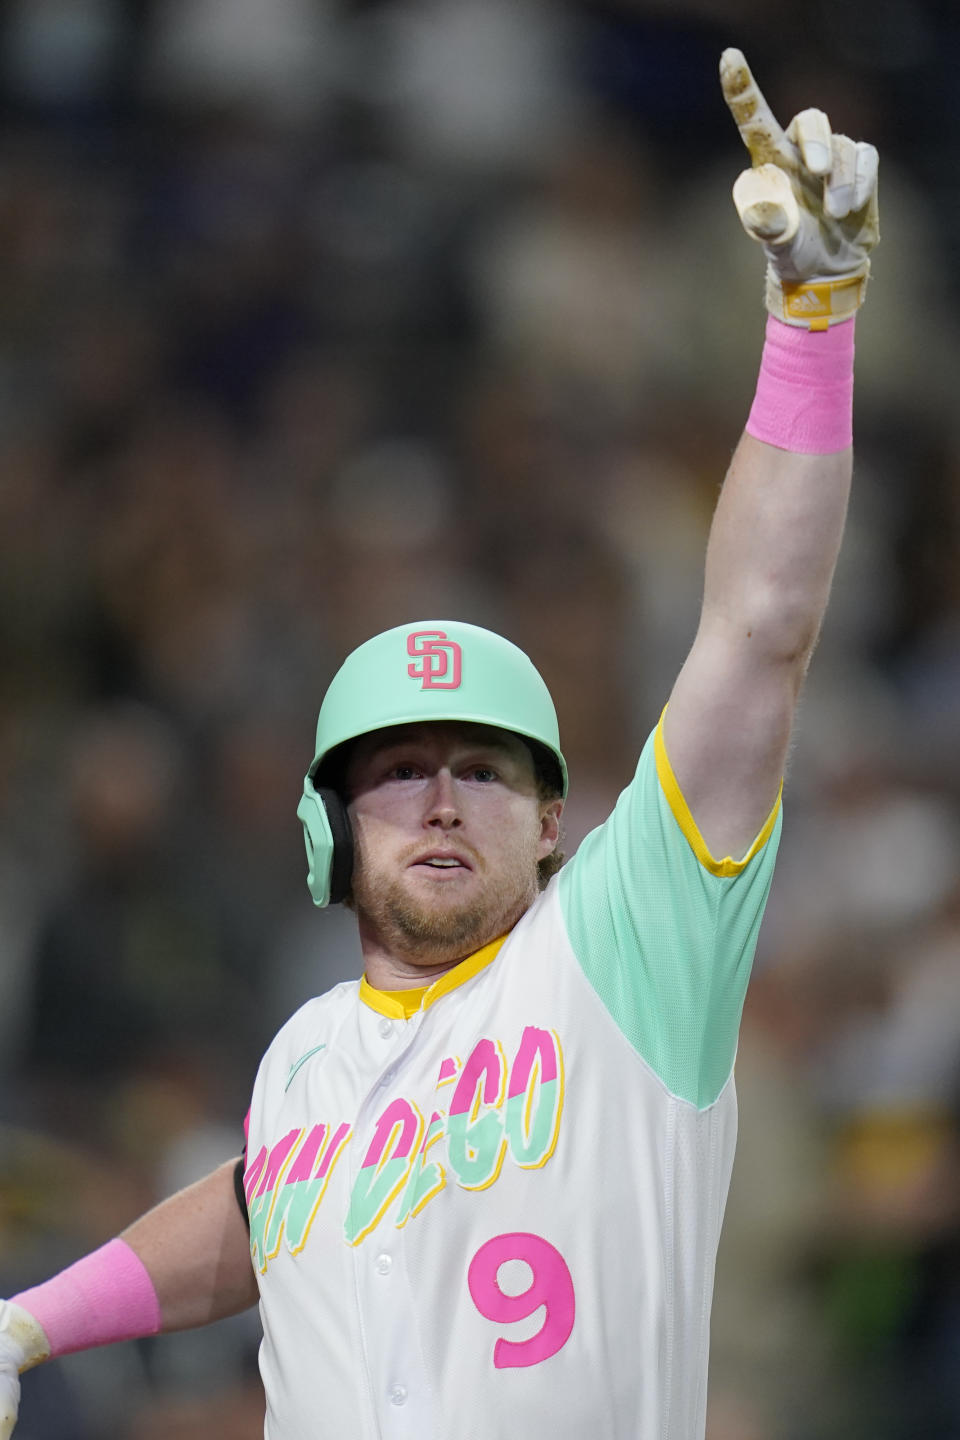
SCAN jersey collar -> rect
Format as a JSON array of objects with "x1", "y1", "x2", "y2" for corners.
[{"x1": 360, "y1": 933, "x2": 508, "y2": 1019}]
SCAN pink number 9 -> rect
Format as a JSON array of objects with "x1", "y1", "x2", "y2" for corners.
[{"x1": 467, "y1": 1232, "x2": 575, "y2": 1369}]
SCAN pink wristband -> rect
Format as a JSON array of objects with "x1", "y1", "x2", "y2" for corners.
[
  {"x1": 746, "y1": 314, "x2": 855, "y2": 455},
  {"x1": 13, "y1": 1238, "x2": 161, "y2": 1357}
]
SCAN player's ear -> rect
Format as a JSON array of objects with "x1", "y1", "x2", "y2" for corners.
[{"x1": 537, "y1": 799, "x2": 563, "y2": 858}]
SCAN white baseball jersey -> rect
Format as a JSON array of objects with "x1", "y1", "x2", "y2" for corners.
[{"x1": 244, "y1": 715, "x2": 781, "y2": 1439}]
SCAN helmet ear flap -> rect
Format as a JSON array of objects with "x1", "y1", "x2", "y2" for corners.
[
  {"x1": 319, "y1": 785, "x2": 354, "y2": 904},
  {"x1": 296, "y1": 778, "x2": 354, "y2": 907}
]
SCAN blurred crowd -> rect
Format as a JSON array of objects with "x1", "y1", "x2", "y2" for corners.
[{"x1": 2, "y1": 2, "x2": 960, "y2": 1437}]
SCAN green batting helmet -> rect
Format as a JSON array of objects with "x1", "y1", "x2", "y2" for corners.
[{"x1": 296, "y1": 620, "x2": 567, "y2": 906}]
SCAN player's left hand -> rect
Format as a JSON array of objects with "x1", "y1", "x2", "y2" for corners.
[{"x1": 720, "y1": 47, "x2": 880, "y2": 328}]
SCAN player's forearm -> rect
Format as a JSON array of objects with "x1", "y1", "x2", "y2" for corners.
[
  {"x1": 696, "y1": 303, "x2": 856, "y2": 675},
  {"x1": 7, "y1": 1159, "x2": 257, "y2": 1365},
  {"x1": 122, "y1": 1159, "x2": 259, "y2": 1331},
  {"x1": 699, "y1": 425, "x2": 852, "y2": 674},
  {"x1": 663, "y1": 314, "x2": 857, "y2": 861}
]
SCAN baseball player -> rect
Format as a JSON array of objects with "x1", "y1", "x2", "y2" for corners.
[{"x1": 0, "y1": 50, "x2": 879, "y2": 1440}]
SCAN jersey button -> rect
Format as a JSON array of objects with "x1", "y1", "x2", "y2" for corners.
[
  {"x1": 389, "y1": 1385, "x2": 408, "y2": 1407},
  {"x1": 375, "y1": 1253, "x2": 393, "y2": 1276},
  {"x1": 378, "y1": 1018, "x2": 394, "y2": 1039}
]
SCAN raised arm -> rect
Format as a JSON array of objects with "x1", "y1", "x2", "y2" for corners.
[
  {"x1": 663, "y1": 49, "x2": 880, "y2": 862},
  {"x1": 1, "y1": 1159, "x2": 257, "y2": 1439}
]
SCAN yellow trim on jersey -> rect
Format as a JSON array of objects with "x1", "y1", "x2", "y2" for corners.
[
  {"x1": 654, "y1": 711, "x2": 781, "y2": 878},
  {"x1": 361, "y1": 984, "x2": 430, "y2": 1019},
  {"x1": 360, "y1": 934, "x2": 508, "y2": 1019},
  {"x1": 422, "y1": 934, "x2": 507, "y2": 1009}
]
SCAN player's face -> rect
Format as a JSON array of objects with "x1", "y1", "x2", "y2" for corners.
[{"x1": 345, "y1": 722, "x2": 562, "y2": 970}]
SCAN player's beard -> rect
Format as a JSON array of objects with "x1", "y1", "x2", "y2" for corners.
[{"x1": 351, "y1": 839, "x2": 541, "y2": 966}]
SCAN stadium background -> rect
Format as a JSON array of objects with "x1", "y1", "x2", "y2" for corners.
[{"x1": 2, "y1": 1, "x2": 960, "y2": 1435}]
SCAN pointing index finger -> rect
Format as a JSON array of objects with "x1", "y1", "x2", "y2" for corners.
[{"x1": 720, "y1": 48, "x2": 791, "y2": 168}]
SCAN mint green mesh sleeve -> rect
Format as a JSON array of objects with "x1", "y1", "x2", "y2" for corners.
[{"x1": 557, "y1": 719, "x2": 781, "y2": 1109}]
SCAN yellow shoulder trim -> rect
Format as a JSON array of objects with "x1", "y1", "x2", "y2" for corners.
[
  {"x1": 654, "y1": 711, "x2": 781, "y2": 878},
  {"x1": 360, "y1": 933, "x2": 508, "y2": 1018}
]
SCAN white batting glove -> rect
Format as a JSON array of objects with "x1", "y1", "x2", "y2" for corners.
[
  {"x1": 720, "y1": 48, "x2": 879, "y2": 328},
  {"x1": 0, "y1": 1301, "x2": 51, "y2": 1440}
]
